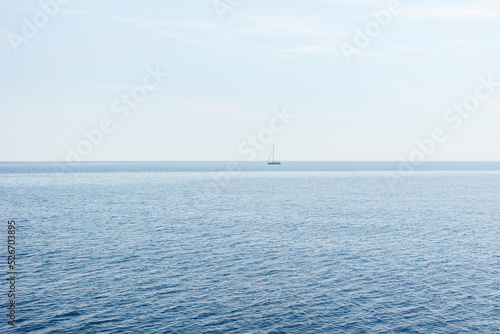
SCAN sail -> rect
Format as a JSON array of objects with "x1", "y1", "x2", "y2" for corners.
[{"x1": 268, "y1": 144, "x2": 281, "y2": 165}]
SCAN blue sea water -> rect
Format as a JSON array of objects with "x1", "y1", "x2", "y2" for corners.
[{"x1": 1, "y1": 162, "x2": 500, "y2": 333}]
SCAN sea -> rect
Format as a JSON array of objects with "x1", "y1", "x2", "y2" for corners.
[{"x1": 1, "y1": 162, "x2": 499, "y2": 333}]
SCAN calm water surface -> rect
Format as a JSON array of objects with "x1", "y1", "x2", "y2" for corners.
[{"x1": 1, "y1": 162, "x2": 499, "y2": 333}]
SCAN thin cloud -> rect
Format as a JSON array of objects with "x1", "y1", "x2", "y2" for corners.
[
  {"x1": 59, "y1": 8, "x2": 104, "y2": 16},
  {"x1": 315, "y1": 0, "x2": 382, "y2": 7},
  {"x1": 96, "y1": 13, "x2": 344, "y2": 57},
  {"x1": 94, "y1": 83, "x2": 173, "y2": 93},
  {"x1": 402, "y1": 4, "x2": 500, "y2": 20},
  {"x1": 390, "y1": 45, "x2": 439, "y2": 53}
]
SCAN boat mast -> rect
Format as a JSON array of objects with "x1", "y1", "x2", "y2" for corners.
[{"x1": 272, "y1": 144, "x2": 275, "y2": 162}]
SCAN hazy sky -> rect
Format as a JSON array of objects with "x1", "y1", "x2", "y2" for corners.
[{"x1": 1, "y1": 0, "x2": 500, "y2": 161}]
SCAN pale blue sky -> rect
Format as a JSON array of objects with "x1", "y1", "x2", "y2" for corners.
[{"x1": 1, "y1": 0, "x2": 500, "y2": 161}]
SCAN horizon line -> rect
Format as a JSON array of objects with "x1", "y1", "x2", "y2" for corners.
[{"x1": 2, "y1": 160, "x2": 500, "y2": 163}]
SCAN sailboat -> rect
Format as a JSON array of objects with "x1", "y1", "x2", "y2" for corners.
[{"x1": 267, "y1": 144, "x2": 281, "y2": 165}]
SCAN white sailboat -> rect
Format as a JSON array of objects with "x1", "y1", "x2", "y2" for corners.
[{"x1": 267, "y1": 144, "x2": 281, "y2": 165}]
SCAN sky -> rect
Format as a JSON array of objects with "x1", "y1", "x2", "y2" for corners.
[{"x1": 1, "y1": 0, "x2": 500, "y2": 161}]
